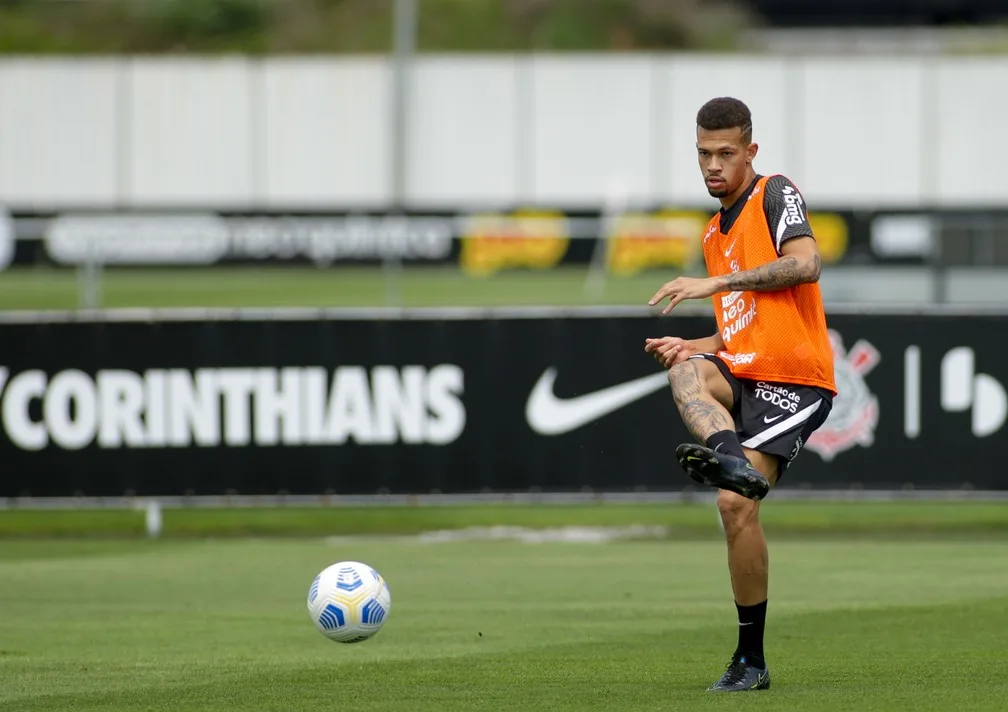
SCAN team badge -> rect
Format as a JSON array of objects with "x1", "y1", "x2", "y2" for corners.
[{"x1": 806, "y1": 330, "x2": 880, "y2": 461}]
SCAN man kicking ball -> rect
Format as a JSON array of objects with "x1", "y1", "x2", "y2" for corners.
[{"x1": 645, "y1": 96, "x2": 837, "y2": 692}]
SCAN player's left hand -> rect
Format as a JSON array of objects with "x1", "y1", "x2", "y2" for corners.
[
  {"x1": 644, "y1": 336, "x2": 692, "y2": 368},
  {"x1": 648, "y1": 276, "x2": 719, "y2": 314}
]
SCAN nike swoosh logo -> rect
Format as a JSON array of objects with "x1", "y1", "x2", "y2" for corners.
[
  {"x1": 724, "y1": 239, "x2": 737, "y2": 257},
  {"x1": 764, "y1": 413, "x2": 784, "y2": 424},
  {"x1": 526, "y1": 368, "x2": 668, "y2": 436}
]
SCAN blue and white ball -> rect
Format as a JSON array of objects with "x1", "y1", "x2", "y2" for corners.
[{"x1": 307, "y1": 561, "x2": 391, "y2": 643}]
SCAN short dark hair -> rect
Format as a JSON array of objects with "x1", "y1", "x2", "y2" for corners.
[{"x1": 696, "y1": 97, "x2": 752, "y2": 143}]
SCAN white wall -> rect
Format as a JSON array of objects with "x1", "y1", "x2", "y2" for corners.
[
  {"x1": 406, "y1": 57, "x2": 521, "y2": 206},
  {"x1": 127, "y1": 58, "x2": 254, "y2": 206},
  {"x1": 261, "y1": 57, "x2": 392, "y2": 207},
  {"x1": 1, "y1": 54, "x2": 1006, "y2": 210},
  {"x1": 0, "y1": 59, "x2": 121, "y2": 206}
]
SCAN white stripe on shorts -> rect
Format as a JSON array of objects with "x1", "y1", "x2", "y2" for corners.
[{"x1": 741, "y1": 399, "x2": 823, "y2": 449}]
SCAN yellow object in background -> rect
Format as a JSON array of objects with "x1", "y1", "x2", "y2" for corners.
[
  {"x1": 808, "y1": 213, "x2": 849, "y2": 264},
  {"x1": 460, "y1": 210, "x2": 570, "y2": 276},
  {"x1": 606, "y1": 210, "x2": 708, "y2": 276}
]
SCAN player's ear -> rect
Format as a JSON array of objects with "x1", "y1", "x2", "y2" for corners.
[{"x1": 746, "y1": 142, "x2": 759, "y2": 165}]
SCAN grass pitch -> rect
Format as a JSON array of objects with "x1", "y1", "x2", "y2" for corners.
[
  {"x1": 2, "y1": 502, "x2": 1008, "y2": 711},
  {"x1": 3, "y1": 500, "x2": 1008, "y2": 539},
  {"x1": 0, "y1": 265, "x2": 668, "y2": 311}
]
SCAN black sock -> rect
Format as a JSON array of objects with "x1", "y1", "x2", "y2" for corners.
[
  {"x1": 735, "y1": 600, "x2": 767, "y2": 668},
  {"x1": 706, "y1": 430, "x2": 747, "y2": 461}
]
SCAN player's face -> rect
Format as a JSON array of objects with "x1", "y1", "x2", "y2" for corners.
[{"x1": 696, "y1": 127, "x2": 756, "y2": 198}]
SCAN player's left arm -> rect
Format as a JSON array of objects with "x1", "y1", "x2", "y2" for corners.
[
  {"x1": 648, "y1": 239, "x2": 821, "y2": 312},
  {"x1": 716, "y1": 174, "x2": 820, "y2": 293}
]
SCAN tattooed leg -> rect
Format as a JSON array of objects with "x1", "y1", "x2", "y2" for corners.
[{"x1": 667, "y1": 360, "x2": 735, "y2": 442}]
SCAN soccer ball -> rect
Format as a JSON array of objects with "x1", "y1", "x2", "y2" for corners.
[{"x1": 306, "y1": 561, "x2": 392, "y2": 643}]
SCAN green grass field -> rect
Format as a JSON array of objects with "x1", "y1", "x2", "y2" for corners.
[
  {"x1": 4, "y1": 500, "x2": 1008, "y2": 539},
  {"x1": 0, "y1": 266, "x2": 673, "y2": 310},
  {"x1": 2, "y1": 502, "x2": 1008, "y2": 711}
]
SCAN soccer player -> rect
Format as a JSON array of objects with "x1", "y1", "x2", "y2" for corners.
[{"x1": 644, "y1": 97, "x2": 837, "y2": 692}]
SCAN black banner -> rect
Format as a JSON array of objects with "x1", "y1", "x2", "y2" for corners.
[
  {"x1": 1, "y1": 310, "x2": 1006, "y2": 496},
  {"x1": 749, "y1": 0, "x2": 1008, "y2": 27},
  {"x1": 0, "y1": 207, "x2": 872, "y2": 272},
  {"x1": 10, "y1": 207, "x2": 1008, "y2": 272}
]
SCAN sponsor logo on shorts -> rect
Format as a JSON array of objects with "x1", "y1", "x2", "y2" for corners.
[
  {"x1": 755, "y1": 381, "x2": 800, "y2": 414},
  {"x1": 806, "y1": 331, "x2": 880, "y2": 461}
]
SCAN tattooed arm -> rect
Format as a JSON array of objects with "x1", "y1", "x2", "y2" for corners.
[
  {"x1": 649, "y1": 177, "x2": 822, "y2": 313},
  {"x1": 648, "y1": 237, "x2": 822, "y2": 313},
  {"x1": 715, "y1": 236, "x2": 821, "y2": 293}
]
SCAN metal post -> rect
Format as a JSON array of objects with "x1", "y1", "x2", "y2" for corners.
[
  {"x1": 385, "y1": 0, "x2": 417, "y2": 307},
  {"x1": 78, "y1": 237, "x2": 103, "y2": 311},
  {"x1": 390, "y1": 0, "x2": 417, "y2": 207}
]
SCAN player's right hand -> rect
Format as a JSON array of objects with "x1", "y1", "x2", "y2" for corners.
[{"x1": 644, "y1": 337, "x2": 692, "y2": 369}]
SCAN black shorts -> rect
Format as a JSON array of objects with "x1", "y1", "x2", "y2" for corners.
[{"x1": 689, "y1": 353, "x2": 833, "y2": 475}]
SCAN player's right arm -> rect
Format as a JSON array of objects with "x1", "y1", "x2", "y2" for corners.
[
  {"x1": 689, "y1": 332, "x2": 726, "y2": 355},
  {"x1": 645, "y1": 332, "x2": 725, "y2": 369}
]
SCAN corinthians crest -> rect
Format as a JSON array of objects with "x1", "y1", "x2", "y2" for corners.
[{"x1": 806, "y1": 330, "x2": 880, "y2": 461}]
